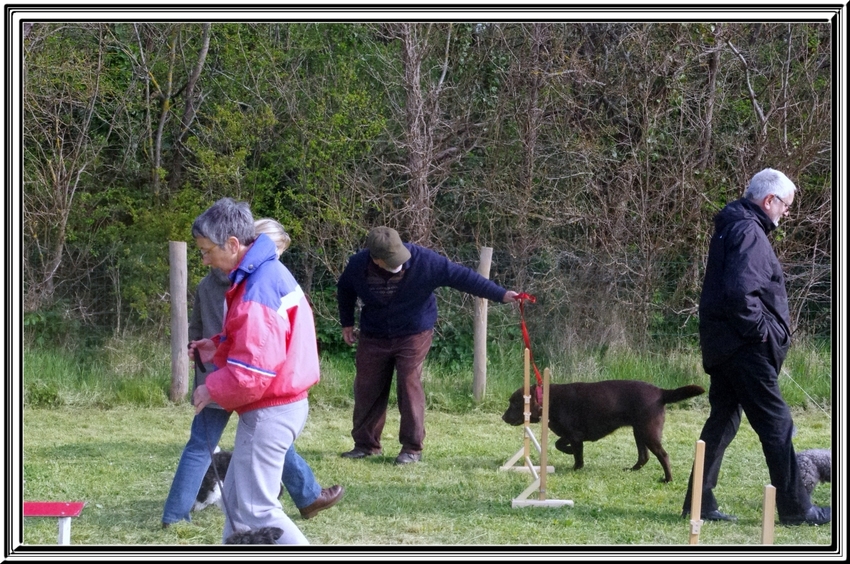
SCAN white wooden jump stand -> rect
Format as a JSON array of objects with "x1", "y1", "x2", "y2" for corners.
[
  {"x1": 500, "y1": 349, "x2": 573, "y2": 509},
  {"x1": 23, "y1": 501, "x2": 86, "y2": 545}
]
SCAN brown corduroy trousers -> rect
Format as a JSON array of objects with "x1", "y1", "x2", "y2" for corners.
[{"x1": 350, "y1": 329, "x2": 433, "y2": 455}]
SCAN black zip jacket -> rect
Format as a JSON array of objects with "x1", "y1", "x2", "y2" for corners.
[{"x1": 699, "y1": 197, "x2": 792, "y2": 370}]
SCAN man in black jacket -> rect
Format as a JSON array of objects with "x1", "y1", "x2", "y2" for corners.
[{"x1": 681, "y1": 168, "x2": 830, "y2": 526}]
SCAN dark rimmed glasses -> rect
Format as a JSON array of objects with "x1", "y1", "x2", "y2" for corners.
[{"x1": 774, "y1": 194, "x2": 792, "y2": 211}]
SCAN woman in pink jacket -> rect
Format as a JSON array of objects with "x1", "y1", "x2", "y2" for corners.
[{"x1": 189, "y1": 197, "x2": 320, "y2": 544}]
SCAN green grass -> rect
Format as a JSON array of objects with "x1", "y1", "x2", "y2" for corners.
[
  {"x1": 22, "y1": 340, "x2": 832, "y2": 413},
  {"x1": 20, "y1": 403, "x2": 834, "y2": 551},
  {"x1": 18, "y1": 341, "x2": 836, "y2": 554}
]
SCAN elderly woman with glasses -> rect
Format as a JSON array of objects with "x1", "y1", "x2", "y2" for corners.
[{"x1": 188, "y1": 198, "x2": 321, "y2": 544}]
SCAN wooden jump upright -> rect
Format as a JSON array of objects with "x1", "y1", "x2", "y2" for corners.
[
  {"x1": 687, "y1": 440, "x2": 706, "y2": 544},
  {"x1": 686, "y1": 440, "x2": 778, "y2": 545},
  {"x1": 761, "y1": 485, "x2": 776, "y2": 544},
  {"x1": 500, "y1": 349, "x2": 573, "y2": 509},
  {"x1": 501, "y1": 349, "x2": 553, "y2": 475}
]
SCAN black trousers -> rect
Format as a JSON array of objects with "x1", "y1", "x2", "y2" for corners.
[
  {"x1": 682, "y1": 342, "x2": 811, "y2": 518},
  {"x1": 350, "y1": 329, "x2": 433, "y2": 454}
]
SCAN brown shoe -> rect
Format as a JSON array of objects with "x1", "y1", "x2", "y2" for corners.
[{"x1": 299, "y1": 485, "x2": 345, "y2": 519}]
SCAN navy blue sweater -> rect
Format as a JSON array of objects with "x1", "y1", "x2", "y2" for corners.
[{"x1": 337, "y1": 243, "x2": 509, "y2": 339}]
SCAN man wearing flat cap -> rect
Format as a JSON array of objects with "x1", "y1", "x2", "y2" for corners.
[{"x1": 337, "y1": 227, "x2": 519, "y2": 465}]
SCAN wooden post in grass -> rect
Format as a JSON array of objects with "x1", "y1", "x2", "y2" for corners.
[
  {"x1": 761, "y1": 485, "x2": 776, "y2": 544},
  {"x1": 688, "y1": 440, "x2": 706, "y2": 545},
  {"x1": 472, "y1": 246, "x2": 493, "y2": 402},
  {"x1": 169, "y1": 241, "x2": 189, "y2": 402}
]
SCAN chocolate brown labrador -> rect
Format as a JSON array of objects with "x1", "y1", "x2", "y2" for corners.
[{"x1": 502, "y1": 380, "x2": 704, "y2": 482}]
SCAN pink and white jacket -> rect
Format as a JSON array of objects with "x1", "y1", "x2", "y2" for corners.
[{"x1": 204, "y1": 233, "x2": 320, "y2": 415}]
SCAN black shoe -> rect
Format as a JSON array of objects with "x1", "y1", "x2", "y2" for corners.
[
  {"x1": 340, "y1": 447, "x2": 381, "y2": 459},
  {"x1": 394, "y1": 452, "x2": 421, "y2": 465},
  {"x1": 681, "y1": 509, "x2": 737, "y2": 522},
  {"x1": 779, "y1": 505, "x2": 831, "y2": 526}
]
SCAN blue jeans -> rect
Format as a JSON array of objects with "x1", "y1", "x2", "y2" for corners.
[{"x1": 162, "y1": 406, "x2": 321, "y2": 525}]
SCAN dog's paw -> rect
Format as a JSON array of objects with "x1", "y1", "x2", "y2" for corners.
[{"x1": 193, "y1": 484, "x2": 222, "y2": 513}]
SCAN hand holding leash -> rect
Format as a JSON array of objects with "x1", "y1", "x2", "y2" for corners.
[
  {"x1": 189, "y1": 344, "x2": 206, "y2": 373},
  {"x1": 503, "y1": 290, "x2": 521, "y2": 303},
  {"x1": 188, "y1": 338, "x2": 216, "y2": 366}
]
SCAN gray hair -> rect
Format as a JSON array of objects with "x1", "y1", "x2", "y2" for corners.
[
  {"x1": 743, "y1": 168, "x2": 796, "y2": 201},
  {"x1": 192, "y1": 197, "x2": 256, "y2": 247}
]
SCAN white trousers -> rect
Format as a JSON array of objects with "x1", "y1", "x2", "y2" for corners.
[{"x1": 222, "y1": 400, "x2": 309, "y2": 545}]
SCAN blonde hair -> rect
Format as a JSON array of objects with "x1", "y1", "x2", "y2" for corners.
[{"x1": 254, "y1": 218, "x2": 291, "y2": 258}]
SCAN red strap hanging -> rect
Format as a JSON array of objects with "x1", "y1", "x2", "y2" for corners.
[{"x1": 516, "y1": 292, "x2": 544, "y2": 405}]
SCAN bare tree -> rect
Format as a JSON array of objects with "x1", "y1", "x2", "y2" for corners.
[{"x1": 23, "y1": 24, "x2": 110, "y2": 312}]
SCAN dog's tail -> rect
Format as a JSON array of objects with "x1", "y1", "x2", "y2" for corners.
[{"x1": 661, "y1": 384, "x2": 705, "y2": 405}]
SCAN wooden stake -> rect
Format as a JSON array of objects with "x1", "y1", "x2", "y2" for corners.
[
  {"x1": 761, "y1": 484, "x2": 776, "y2": 544},
  {"x1": 169, "y1": 241, "x2": 189, "y2": 402},
  {"x1": 472, "y1": 246, "x2": 493, "y2": 402},
  {"x1": 688, "y1": 440, "x2": 706, "y2": 545},
  {"x1": 539, "y1": 368, "x2": 551, "y2": 500}
]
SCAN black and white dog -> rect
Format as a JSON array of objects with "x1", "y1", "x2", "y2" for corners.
[
  {"x1": 193, "y1": 447, "x2": 285, "y2": 512},
  {"x1": 192, "y1": 447, "x2": 232, "y2": 512},
  {"x1": 195, "y1": 447, "x2": 287, "y2": 544}
]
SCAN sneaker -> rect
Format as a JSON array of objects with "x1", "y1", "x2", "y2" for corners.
[
  {"x1": 394, "y1": 452, "x2": 421, "y2": 465},
  {"x1": 779, "y1": 505, "x2": 831, "y2": 526},
  {"x1": 340, "y1": 447, "x2": 381, "y2": 459}
]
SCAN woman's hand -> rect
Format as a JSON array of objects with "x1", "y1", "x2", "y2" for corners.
[
  {"x1": 193, "y1": 384, "x2": 212, "y2": 414},
  {"x1": 188, "y1": 338, "x2": 216, "y2": 364}
]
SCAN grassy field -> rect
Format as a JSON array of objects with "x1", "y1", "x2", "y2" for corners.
[
  {"x1": 16, "y1": 341, "x2": 838, "y2": 557},
  {"x1": 19, "y1": 402, "x2": 835, "y2": 556}
]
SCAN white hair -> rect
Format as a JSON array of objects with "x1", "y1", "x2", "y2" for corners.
[{"x1": 743, "y1": 168, "x2": 796, "y2": 201}]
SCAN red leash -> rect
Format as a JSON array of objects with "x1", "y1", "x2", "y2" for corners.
[{"x1": 515, "y1": 292, "x2": 544, "y2": 405}]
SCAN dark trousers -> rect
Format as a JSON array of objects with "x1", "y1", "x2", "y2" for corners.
[
  {"x1": 682, "y1": 343, "x2": 811, "y2": 518},
  {"x1": 350, "y1": 329, "x2": 433, "y2": 454}
]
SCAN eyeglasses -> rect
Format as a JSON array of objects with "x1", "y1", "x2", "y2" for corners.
[
  {"x1": 199, "y1": 245, "x2": 218, "y2": 257},
  {"x1": 774, "y1": 194, "x2": 792, "y2": 211}
]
